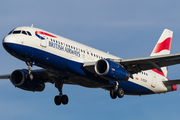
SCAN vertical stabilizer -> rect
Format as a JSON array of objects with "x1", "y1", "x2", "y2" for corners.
[{"x1": 150, "y1": 29, "x2": 173, "y2": 77}]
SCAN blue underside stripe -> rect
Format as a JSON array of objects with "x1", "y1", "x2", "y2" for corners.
[
  {"x1": 119, "y1": 81, "x2": 154, "y2": 95},
  {"x1": 3, "y1": 43, "x2": 154, "y2": 95}
]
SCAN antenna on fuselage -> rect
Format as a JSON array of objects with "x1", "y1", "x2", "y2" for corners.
[{"x1": 31, "y1": 24, "x2": 33, "y2": 27}]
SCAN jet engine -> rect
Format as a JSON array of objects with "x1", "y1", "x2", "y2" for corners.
[
  {"x1": 95, "y1": 59, "x2": 130, "y2": 81},
  {"x1": 10, "y1": 69, "x2": 45, "y2": 92}
]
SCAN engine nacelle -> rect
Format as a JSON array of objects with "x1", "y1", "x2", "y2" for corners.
[
  {"x1": 95, "y1": 59, "x2": 130, "y2": 81},
  {"x1": 10, "y1": 69, "x2": 45, "y2": 92}
]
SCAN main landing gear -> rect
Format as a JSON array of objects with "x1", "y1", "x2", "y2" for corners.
[
  {"x1": 54, "y1": 79, "x2": 69, "y2": 106},
  {"x1": 110, "y1": 81, "x2": 124, "y2": 99}
]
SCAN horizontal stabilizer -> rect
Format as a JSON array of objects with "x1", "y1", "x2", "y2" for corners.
[{"x1": 163, "y1": 79, "x2": 180, "y2": 85}]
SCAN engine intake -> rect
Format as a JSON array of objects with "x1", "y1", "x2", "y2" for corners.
[
  {"x1": 95, "y1": 59, "x2": 130, "y2": 81},
  {"x1": 10, "y1": 70, "x2": 45, "y2": 92}
]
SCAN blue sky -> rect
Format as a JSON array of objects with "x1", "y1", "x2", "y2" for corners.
[{"x1": 0, "y1": 0, "x2": 180, "y2": 120}]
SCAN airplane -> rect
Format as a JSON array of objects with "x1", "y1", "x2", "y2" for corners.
[{"x1": 2, "y1": 26, "x2": 180, "y2": 106}]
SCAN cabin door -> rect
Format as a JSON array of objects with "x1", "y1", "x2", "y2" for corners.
[
  {"x1": 151, "y1": 71, "x2": 157, "y2": 88},
  {"x1": 40, "y1": 35, "x2": 47, "y2": 47}
]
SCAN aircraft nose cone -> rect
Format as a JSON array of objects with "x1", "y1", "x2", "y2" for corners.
[
  {"x1": 3, "y1": 35, "x2": 16, "y2": 43},
  {"x1": 3, "y1": 35, "x2": 17, "y2": 52}
]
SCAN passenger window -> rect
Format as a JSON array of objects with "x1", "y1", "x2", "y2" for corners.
[
  {"x1": 81, "y1": 50, "x2": 85, "y2": 53},
  {"x1": 71, "y1": 46, "x2": 75, "y2": 49},
  {"x1": 27, "y1": 31, "x2": 32, "y2": 36},
  {"x1": 22, "y1": 31, "x2": 27, "y2": 35},
  {"x1": 13, "y1": 30, "x2": 21, "y2": 34}
]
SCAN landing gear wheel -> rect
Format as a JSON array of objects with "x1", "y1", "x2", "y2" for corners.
[
  {"x1": 117, "y1": 88, "x2": 124, "y2": 98},
  {"x1": 61, "y1": 95, "x2": 69, "y2": 105},
  {"x1": 28, "y1": 74, "x2": 33, "y2": 80},
  {"x1": 54, "y1": 95, "x2": 61, "y2": 105},
  {"x1": 110, "y1": 89, "x2": 117, "y2": 99}
]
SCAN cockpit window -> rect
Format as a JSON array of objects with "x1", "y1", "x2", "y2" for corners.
[
  {"x1": 27, "y1": 31, "x2": 32, "y2": 36},
  {"x1": 22, "y1": 31, "x2": 27, "y2": 35},
  {"x1": 13, "y1": 30, "x2": 21, "y2": 34},
  {"x1": 8, "y1": 29, "x2": 32, "y2": 36}
]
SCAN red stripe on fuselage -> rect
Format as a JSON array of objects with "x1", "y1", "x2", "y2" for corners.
[
  {"x1": 152, "y1": 37, "x2": 172, "y2": 53},
  {"x1": 152, "y1": 69, "x2": 165, "y2": 77},
  {"x1": 35, "y1": 31, "x2": 57, "y2": 38}
]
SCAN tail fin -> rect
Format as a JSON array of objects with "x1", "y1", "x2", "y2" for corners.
[{"x1": 150, "y1": 29, "x2": 173, "y2": 77}]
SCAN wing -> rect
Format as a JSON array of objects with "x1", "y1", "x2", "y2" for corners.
[
  {"x1": 0, "y1": 68, "x2": 110, "y2": 88},
  {"x1": 117, "y1": 53, "x2": 180, "y2": 73}
]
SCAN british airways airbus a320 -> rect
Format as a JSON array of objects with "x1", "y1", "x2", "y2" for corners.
[{"x1": 2, "y1": 25, "x2": 180, "y2": 106}]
